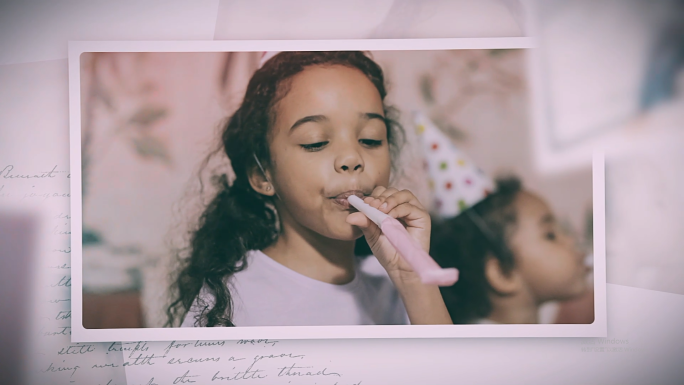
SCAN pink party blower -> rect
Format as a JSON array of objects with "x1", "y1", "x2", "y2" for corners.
[{"x1": 347, "y1": 195, "x2": 458, "y2": 287}]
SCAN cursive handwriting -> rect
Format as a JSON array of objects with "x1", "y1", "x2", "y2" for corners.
[
  {"x1": 51, "y1": 275, "x2": 71, "y2": 287},
  {"x1": 162, "y1": 340, "x2": 232, "y2": 356},
  {"x1": 240, "y1": 352, "x2": 306, "y2": 376},
  {"x1": 211, "y1": 367, "x2": 267, "y2": 381},
  {"x1": 252, "y1": 353, "x2": 304, "y2": 366},
  {"x1": 123, "y1": 353, "x2": 167, "y2": 367},
  {"x1": 163, "y1": 341, "x2": 193, "y2": 355},
  {"x1": 7, "y1": 158, "x2": 126, "y2": 385},
  {"x1": 236, "y1": 339, "x2": 279, "y2": 347},
  {"x1": 58, "y1": 344, "x2": 96, "y2": 355},
  {"x1": 167, "y1": 356, "x2": 222, "y2": 365},
  {"x1": 40, "y1": 326, "x2": 71, "y2": 337},
  {"x1": 118, "y1": 343, "x2": 355, "y2": 385},
  {"x1": 277, "y1": 364, "x2": 341, "y2": 378},
  {"x1": 1, "y1": 165, "x2": 59, "y2": 179},
  {"x1": 48, "y1": 263, "x2": 70, "y2": 270},
  {"x1": 56, "y1": 212, "x2": 71, "y2": 220},
  {"x1": 109, "y1": 342, "x2": 150, "y2": 358},
  {"x1": 42, "y1": 362, "x2": 80, "y2": 378},
  {"x1": 21, "y1": 190, "x2": 70, "y2": 200},
  {"x1": 173, "y1": 370, "x2": 199, "y2": 384},
  {"x1": 194, "y1": 340, "x2": 226, "y2": 348},
  {"x1": 56, "y1": 310, "x2": 71, "y2": 320},
  {"x1": 51, "y1": 225, "x2": 71, "y2": 235},
  {"x1": 47, "y1": 298, "x2": 70, "y2": 303}
]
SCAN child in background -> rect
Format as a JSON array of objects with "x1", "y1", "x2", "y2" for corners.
[
  {"x1": 166, "y1": 52, "x2": 452, "y2": 327},
  {"x1": 413, "y1": 112, "x2": 591, "y2": 324},
  {"x1": 431, "y1": 176, "x2": 591, "y2": 324}
]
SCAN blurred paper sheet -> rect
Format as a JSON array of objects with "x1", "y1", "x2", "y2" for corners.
[
  {"x1": 212, "y1": 0, "x2": 524, "y2": 40},
  {"x1": 527, "y1": 0, "x2": 684, "y2": 173},
  {"x1": 0, "y1": 0, "x2": 220, "y2": 65},
  {"x1": 0, "y1": 59, "x2": 127, "y2": 385}
]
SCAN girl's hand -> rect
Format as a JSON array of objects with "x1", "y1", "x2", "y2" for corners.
[
  {"x1": 345, "y1": 186, "x2": 430, "y2": 282},
  {"x1": 347, "y1": 186, "x2": 452, "y2": 325}
]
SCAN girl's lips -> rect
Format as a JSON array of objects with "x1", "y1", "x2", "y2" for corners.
[{"x1": 330, "y1": 190, "x2": 366, "y2": 209}]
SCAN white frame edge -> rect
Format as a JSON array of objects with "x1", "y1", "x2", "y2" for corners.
[{"x1": 68, "y1": 38, "x2": 606, "y2": 343}]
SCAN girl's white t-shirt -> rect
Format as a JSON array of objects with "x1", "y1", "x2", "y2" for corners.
[{"x1": 181, "y1": 250, "x2": 409, "y2": 327}]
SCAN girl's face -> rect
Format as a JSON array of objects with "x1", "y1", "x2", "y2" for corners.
[
  {"x1": 508, "y1": 191, "x2": 590, "y2": 303},
  {"x1": 265, "y1": 65, "x2": 391, "y2": 240}
]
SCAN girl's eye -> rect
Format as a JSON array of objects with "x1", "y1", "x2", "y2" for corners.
[
  {"x1": 300, "y1": 141, "x2": 328, "y2": 152},
  {"x1": 360, "y1": 139, "x2": 383, "y2": 148},
  {"x1": 545, "y1": 231, "x2": 557, "y2": 241}
]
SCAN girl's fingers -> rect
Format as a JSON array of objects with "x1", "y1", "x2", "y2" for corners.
[
  {"x1": 374, "y1": 188, "x2": 400, "y2": 210},
  {"x1": 377, "y1": 187, "x2": 399, "y2": 198},
  {"x1": 387, "y1": 202, "x2": 430, "y2": 225},
  {"x1": 370, "y1": 186, "x2": 387, "y2": 197},
  {"x1": 378, "y1": 189, "x2": 426, "y2": 213},
  {"x1": 346, "y1": 212, "x2": 371, "y2": 228},
  {"x1": 365, "y1": 186, "x2": 397, "y2": 209},
  {"x1": 386, "y1": 201, "x2": 432, "y2": 252},
  {"x1": 363, "y1": 187, "x2": 426, "y2": 213},
  {"x1": 364, "y1": 186, "x2": 386, "y2": 207},
  {"x1": 346, "y1": 212, "x2": 382, "y2": 245}
]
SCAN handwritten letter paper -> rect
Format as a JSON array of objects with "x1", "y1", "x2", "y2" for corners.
[
  {"x1": 1, "y1": 59, "x2": 127, "y2": 385},
  {"x1": 123, "y1": 340, "x2": 362, "y2": 385}
]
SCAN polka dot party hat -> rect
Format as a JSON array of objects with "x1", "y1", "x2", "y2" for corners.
[{"x1": 413, "y1": 111, "x2": 495, "y2": 218}]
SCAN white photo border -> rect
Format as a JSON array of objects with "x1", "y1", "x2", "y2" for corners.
[{"x1": 68, "y1": 38, "x2": 606, "y2": 343}]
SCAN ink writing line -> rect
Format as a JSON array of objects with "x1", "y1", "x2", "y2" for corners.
[
  {"x1": 58, "y1": 344, "x2": 97, "y2": 355},
  {"x1": 0, "y1": 165, "x2": 63, "y2": 179}
]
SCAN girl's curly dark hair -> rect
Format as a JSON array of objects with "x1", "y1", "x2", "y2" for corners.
[
  {"x1": 166, "y1": 51, "x2": 405, "y2": 327},
  {"x1": 430, "y1": 176, "x2": 522, "y2": 324}
]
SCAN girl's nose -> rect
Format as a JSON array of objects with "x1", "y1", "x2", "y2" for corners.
[{"x1": 335, "y1": 147, "x2": 364, "y2": 173}]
